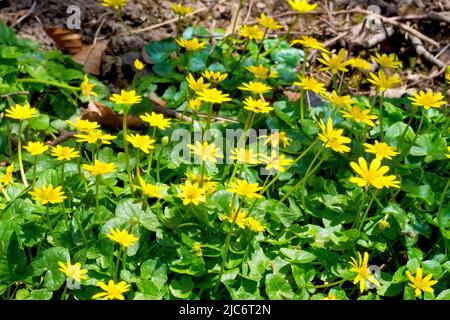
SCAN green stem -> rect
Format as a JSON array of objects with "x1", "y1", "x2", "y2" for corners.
[
  {"x1": 95, "y1": 175, "x2": 102, "y2": 225},
  {"x1": 305, "y1": 279, "x2": 347, "y2": 289},
  {"x1": 17, "y1": 121, "x2": 28, "y2": 187},
  {"x1": 32, "y1": 156, "x2": 37, "y2": 187},
  {"x1": 255, "y1": 28, "x2": 268, "y2": 64},
  {"x1": 260, "y1": 14, "x2": 300, "y2": 58},
  {"x1": 147, "y1": 127, "x2": 157, "y2": 175},
  {"x1": 73, "y1": 211, "x2": 88, "y2": 249},
  {"x1": 299, "y1": 88, "x2": 305, "y2": 121},
  {"x1": 379, "y1": 92, "x2": 385, "y2": 140},
  {"x1": 351, "y1": 188, "x2": 369, "y2": 229},
  {"x1": 357, "y1": 190, "x2": 378, "y2": 231},
  {"x1": 401, "y1": 108, "x2": 425, "y2": 159},
  {"x1": 123, "y1": 107, "x2": 132, "y2": 185},
  {"x1": 156, "y1": 145, "x2": 165, "y2": 183},
  {"x1": 206, "y1": 103, "x2": 214, "y2": 132},
  {"x1": 113, "y1": 247, "x2": 122, "y2": 281},
  {"x1": 17, "y1": 78, "x2": 79, "y2": 93},
  {"x1": 61, "y1": 161, "x2": 65, "y2": 189},
  {"x1": 1, "y1": 188, "x2": 11, "y2": 202},
  {"x1": 200, "y1": 160, "x2": 206, "y2": 187}
]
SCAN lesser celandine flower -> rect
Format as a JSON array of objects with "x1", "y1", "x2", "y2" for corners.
[
  {"x1": 51, "y1": 145, "x2": 80, "y2": 161},
  {"x1": 318, "y1": 49, "x2": 350, "y2": 74},
  {"x1": 5, "y1": 103, "x2": 37, "y2": 120},
  {"x1": 349, "y1": 252, "x2": 379, "y2": 292},
  {"x1": 363, "y1": 141, "x2": 399, "y2": 160},
  {"x1": 197, "y1": 88, "x2": 231, "y2": 104},
  {"x1": 230, "y1": 148, "x2": 260, "y2": 165},
  {"x1": 80, "y1": 74, "x2": 97, "y2": 97},
  {"x1": 0, "y1": 164, "x2": 14, "y2": 190},
  {"x1": 170, "y1": 2, "x2": 192, "y2": 16},
  {"x1": 257, "y1": 13, "x2": 282, "y2": 30},
  {"x1": 137, "y1": 176, "x2": 165, "y2": 198},
  {"x1": 188, "y1": 141, "x2": 222, "y2": 163},
  {"x1": 367, "y1": 70, "x2": 401, "y2": 92},
  {"x1": 288, "y1": 0, "x2": 318, "y2": 13},
  {"x1": 202, "y1": 70, "x2": 228, "y2": 83},
  {"x1": 291, "y1": 36, "x2": 329, "y2": 53},
  {"x1": 92, "y1": 280, "x2": 130, "y2": 300},
  {"x1": 294, "y1": 76, "x2": 327, "y2": 95},
  {"x1": 126, "y1": 133, "x2": 155, "y2": 154},
  {"x1": 323, "y1": 91, "x2": 356, "y2": 109},
  {"x1": 260, "y1": 131, "x2": 292, "y2": 148},
  {"x1": 371, "y1": 53, "x2": 402, "y2": 70},
  {"x1": 408, "y1": 90, "x2": 446, "y2": 110},
  {"x1": 140, "y1": 112, "x2": 172, "y2": 130},
  {"x1": 341, "y1": 106, "x2": 378, "y2": 127},
  {"x1": 348, "y1": 57, "x2": 371, "y2": 71},
  {"x1": 101, "y1": 0, "x2": 128, "y2": 10},
  {"x1": 318, "y1": 118, "x2": 351, "y2": 153},
  {"x1": 192, "y1": 243, "x2": 202, "y2": 256},
  {"x1": 447, "y1": 146, "x2": 450, "y2": 159},
  {"x1": 245, "y1": 217, "x2": 266, "y2": 233},
  {"x1": 222, "y1": 210, "x2": 248, "y2": 229},
  {"x1": 83, "y1": 160, "x2": 116, "y2": 176},
  {"x1": 175, "y1": 38, "x2": 207, "y2": 51},
  {"x1": 24, "y1": 141, "x2": 48, "y2": 156},
  {"x1": 405, "y1": 268, "x2": 438, "y2": 297},
  {"x1": 66, "y1": 118, "x2": 100, "y2": 133},
  {"x1": 58, "y1": 261, "x2": 88, "y2": 283},
  {"x1": 188, "y1": 98, "x2": 202, "y2": 112},
  {"x1": 238, "y1": 25, "x2": 264, "y2": 41},
  {"x1": 29, "y1": 184, "x2": 67, "y2": 205},
  {"x1": 107, "y1": 228, "x2": 138, "y2": 247},
  {"x1": 227, "y1": 179, "x2": 264, "y2": 199},
  {"x1": 322, "y1": 293, "x2": 337, "y2": 300},
  {"x1": 109, "y1": 90, "x2": 142, "y2": 105},
  {"x1": 238, "y1": 81, "x2": 272, "y2": 95},
  {"x1": 261, "y1": 150, "x2": 294, "y2": 172},
  {"x1": 134, "y1": 59, "x2": 144, "y2": 71},
  {"x1": 179, "y1": 180, "x2": 206, "y2": 205},
  {"x1": 185, "y1": 172, "x2": 217, "y2": 194},
  {"x1": 75, "y1": 130, "x2": 117, "y2": 145},
  {"x1": 246, "y1": 65, "x2": 278, "y2": 80},
  {"x1": 186, "y1": 73, "x2": 210, "y2": 92},
  {"x1": 349, "y1": 157, "x2": 400, "y2": 189},
  {"x1": 243, "y1": 97, "x2": 273, "y2": 113},
  {"x1": 378, "y1": 218, "x2": 390, "y2": 230}
]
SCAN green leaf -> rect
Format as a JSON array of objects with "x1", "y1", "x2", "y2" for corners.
[
  {"x1": 273, "y1": 101, "x2": 297, "y2": 127},
  {"x1": 169, "y1": 276, "x2": 193, "y2": 298},
  {"x1": 25, "y1": 289, "x2": 53, "y2": 300},
  {"x1": 115, "y1": 199, "x2": 160, "y2": 232},
  {"x1": 140, "y1": 258, "x2": 168, "y2": 290},
  {"x1": 265, "y1": 273, "x2": 295, "y2": 300},
  {"x1": 145, "y1": 39, "x2": 177, "y2": 64},
  {"x1": 31, "y1": 247, "x2": 70, "y2": 291},
  {"x1": 410, "y1": 133, "x2": 447, "y2": 162},
  {"x1": 29, "y1": 114, "x2": 50, "y2": 130},
  {"x1": 256, "y1": 199, "x2": 299, "y2": 228},
  {"x1": 280, "y1": 248, "x2": 316, "y2": 264}
]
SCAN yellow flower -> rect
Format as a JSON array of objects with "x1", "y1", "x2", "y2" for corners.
[
  {"x1": 238, "y1": 81, "x2": 272, "y2": 95},
  {"x1": 288, "y1": 0, "x2": 318, "y2": 13},
  {"x1": 175, "y1": 38, "x2": 207, "y2": 51},
  {"x1": 185, "y1": 172, "x2": 217, "y2": 194},
  {"x1": 188, "y1": 98, "x2": 202, "y2": 112},
  {"x1": 244, "y1": 217, "x2": 266, "y2": 232},
  {"x1": 406, "y1": 268, "x2": 438, "y2": 297},
  {"x1": 66, "y1": 118, "x2": 100, "y2": 133},
  {"x1": 29, "y1": 184, "x2": 67, "y2": 205},
  {"x1": 261, "y1": 150, "x2": 294, "y2": 172},
  {"x1": 367, "y1": 70, "x2": 401, "y2": 92},
  {"x1": 192, "y1": 243, "x2": 202, "y2": 256},
  {"x1": 107, "y1": 228, "x2": 138, "y2": 247},
  {"x1": 5, "y1": 103, "x2": 37, "y2": 120},
  {"x1": 341, "y1": 106, "x2": 378, "y2": 127},
  {"x1": 238, "y1": 25, "x2": 264, "y2": 41},
  {"x1": 92, "y1": 280, "x2": 130, "y2": 300},
  {"x1": 0, "y1": 164, "x2": 14, "y2": 187},
  {"x1": 51, "y1": 145, "x2": 80, "y2": 161},
  {"x1": 317, "y1": 49, "x2": 350, "y2": 74},
  {"x1": 109, "y1": 90, "x2": 142, "y2": 105},
  {"x1": 243, "y1": 97, "x2": 273, "y2": 113},
  {"x1": 126, "y1": 133, "x2": 155, "y2": 154},
  {"x1": 82, "y1": 160, "x2": 116, "y2": 176},
  {"x1": 322, "y1": 293, "x2": 337, "y2": 300},
  {"x1": 323, "y1": 91, "x2": 356, "y2": 109},
  {"x1": 134, "y1": 59, "x2": 144, "y2": 71},
  {"x1": 409, "y1": 90, "x2": 446, "y2": 110},
  {"x1": 179, "y1": 180, "x2": 206, "y2": 206},
  {"x1": 378, "y1": 219, "x2": 390, "y2": 230},
  {"x1": 349, "y1": 252, "x2": 379, "y2": 292},
  {"x1": 197, "y1": 88, "x2": 231, "y2": 104},
  {"x1": 363, "y1": 141, "x2": 399, "y2": 160},
  {"x1": 318, "y1": 118, "x2": 351, "y2": 153},
  {"x1": 170, "y1": 2, "x2": 192, "y2": 16},
  {"x1": 58, "y1": 261, "x2": 88, "y2": 283},
  {"x1": 246, "y1": 65, "x2": 278, "y2": 80},
  {"x1": 446, "y1": 67, "x2": 450, "y2": 83},
  {"x1": 291, "y1": 36, "x2": 328, "y2": 53},
  {"x1": 75, "y1": 130, "x2": 117, "y2": 145},
  {"x1": 447, "y1": 146, "x2": 450, "y2": 159},
  {"x1": 202, "y1": 70, "x2": 228, "y2": 83},
  {"x1": 371, "y1": 53, "x2": 402, "y2": 70},
  {"x1": 24, "y1": 141, "x2": 49, "y2": 156},
  {"x1": 227, "y1": 179, "x2": 264, "y2": 199},
  {"x1": 140, "y1": 112, "x2": 172, "y2": 130},
  {"x1": 101, "y1": 0, "x2": 128, "y2": 10},
  {"x1": 294, "y1": 76, "x2": 326, "y2": 95},
  {"x1": 260, "y1": 131, "x2": 291, "y2": 148},
  {"x1": 188, "y1": 141, "x2": 222, "y2": 163},
  {"x1": 257, "y1": 13, "x2": 282, "y2": 30},
  {"x1": 186, "y1": 73, "x2": 210, "y2": 92},
  {"x1": 222, "y1": 210, "x2": 249, "y2": 229},
  {"x1": 349, "y1": 157, "x2": 400, "y2": 189},
  {"x1": 348, "y1": 57, "x2": 371, "y2": 71},
  {"x1": 230, "y1": 148, "x2": 260, "y2": 165},
  {"x1": 80, "y1": 74, "x2": 97, "y2": 97},
  {"x1": 137, "y1": 176, "x2": 165, "y2": 198}
]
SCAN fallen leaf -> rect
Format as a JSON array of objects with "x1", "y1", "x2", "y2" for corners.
[
  {"x1": 72, "y1": 40, "x2": 109, "y2": 76},
  {"x1": 44, "y1": 28, "x2": 83, "y2": 54},
  {"x1": 82, "y1": 100, "x2": 143, "y2": 130}
]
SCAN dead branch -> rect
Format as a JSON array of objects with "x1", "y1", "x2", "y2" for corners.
[
  {"x1": 46, "y1": 129, "x2": 76, "y2": 146},
  {"x1": 408, "y1": 34, "x2": 447, "y2": 69},
  {"x1": 1, "y1": 91, "x2": 29, "y2": 98}
]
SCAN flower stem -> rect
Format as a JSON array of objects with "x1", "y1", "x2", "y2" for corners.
[
  {"x1": 61, "y1": 160, "x2": 65, "y2": 189},
  {"x1": 32, "y1": 156, "x2": 37, "y2": 187},
  {"x1": 305, "y1": 279, "x2": 347, "y2": 289},
  {"x1": 379, "y1": 92, "x2": 385, "y2": 140},
  {"x1": 401, "y1": 108, "x2": 425, "y2": 159},
  {"x1": 95, "y1": 175, "x2": 102, "y2": 225},
  {"x1": 17, "y1": 121, "x2": 28, "y2": 187},
  {"x1": 123, "y1": 107, "x2": 132, "y2": 185},
  {"x1": 147, "y1": 127, "x2": 157, "y2": 175},
  {"x1": 255, "y1": 27, "x2": 268, "y2": 64},
  {"x1": 1, "y1": 188, "x2": 10, "y2": 202},
  {"x1": 113, "y1": 247, "x2": 122, "y2": 281},
  {"x1": 260, "y1": 14, "x2": 299, "y2": 59},
  {"x1": 351, "y1": 188, "x2": 369, "y2": 229},
  {"x1": 357, "y1": 190, "x2": 379, "y2": 231},
  {"x1": 16, "y1": 78, "x2": 80, "y2": 93}
]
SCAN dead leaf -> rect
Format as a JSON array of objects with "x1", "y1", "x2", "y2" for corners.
[
  {"x1": 283, "y1": 90, "x2": 300, "y2": 102},
  {"x1": 82, "y1": 100, "x2": 143, "y2": 130},
  {"x1": 72, "y1": 40, "x2": 109, "y2": 76},
  {"x1": 43, "y1": 28, "x2": 83, "y2": 54}
]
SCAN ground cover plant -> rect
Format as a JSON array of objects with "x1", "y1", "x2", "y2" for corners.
[{"x1": 0, "y1": 0, "x2": 449, "y2": 300}]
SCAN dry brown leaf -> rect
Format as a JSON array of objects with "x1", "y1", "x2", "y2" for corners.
[
  {"x1": 82, "y1": 100, "x2": 143, "y2": 130},
  {"x1": 72, "y1": 40, "x2": 109, "y2": 76},
  {"x1": 283, "y1": 90, "x2": 300, "y2": 102},
  {"x1": 43, "y1": 28, "x2": 83, "y2": 54}
]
